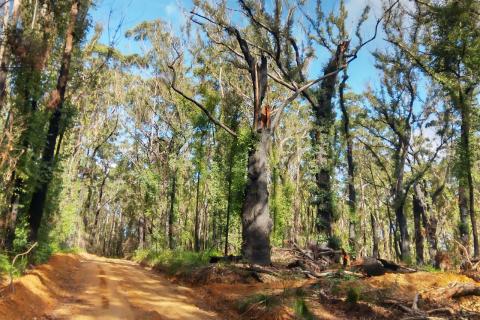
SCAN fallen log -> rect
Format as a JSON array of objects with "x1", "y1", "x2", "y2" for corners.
[
  {"x1": 209, "y1": 255, "x2": 242, "y2": 264},
  {"x1": 445, "y1": 284, "x2": 480, "y2": 299}
]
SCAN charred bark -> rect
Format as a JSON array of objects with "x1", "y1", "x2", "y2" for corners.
[
  {"x1": 241, "y1": 130, "x2": 272, "y2": 265},
  {"x1": 460, "y1": 101, "x2": 478, "y2": 257},
  {"x1": 194, "y1": 169, "x2": 201, "y2": 252},
  {"x1": 27, "y1": 1, "x2": 80, "y2": 241},
  {"x1": 224, "y1": 142, "x2": 235, "y2": 256},
  {"x1": 168, "y1": 168, "x2": 177, "y2": 250},
  {"x1": 339, "y1": 69, "x2": 357, "y2": 252},
  {"x1": 314, "y1": 43, "x2": 348, "y2": 238},
  {"x1": 413, "y1": 183, "x2": 426, "y2": 265}
]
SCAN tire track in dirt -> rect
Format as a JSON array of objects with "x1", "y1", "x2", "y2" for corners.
[
  {"x1": 97, "y1": 265, "x2": 110, "y2": 309},
  {"x1": 47, "y1": 253, "x2": 218, "y2": 320}
]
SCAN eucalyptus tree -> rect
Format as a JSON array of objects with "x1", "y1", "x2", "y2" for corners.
[
  {"x1": 388, "y1": 0, "x2": 480, "y2": 257},
  {"x1": 27, "y1": 0, "x2": 92, "y2": 242},
  {"x1": 361, "y1": 47, "x2": 448, "y2": 262},
  {"x1": 234, "y1": 0, "x2": 401, "y2": 252}
]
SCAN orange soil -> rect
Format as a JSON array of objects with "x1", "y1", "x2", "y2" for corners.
[
  {"x1": 0, "y1": 253, "x2": 218, "y2": 320},
  {"x1": 2, "y1": 253, "x2": 479, "y2": 320}
]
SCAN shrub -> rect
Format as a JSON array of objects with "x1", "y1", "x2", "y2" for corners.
[
  {"x1": 238, "y1": 294, "x2": 281, "y2": 313},
  {"x1": 133, "y1": 249, "x2": 211, "y2": 275},
  {"x1": 346, "y1": 286, "x2": 361, "y2": 304},
  {"x1": 293, "y1": 299, "x2": 315, "y2": 320}
]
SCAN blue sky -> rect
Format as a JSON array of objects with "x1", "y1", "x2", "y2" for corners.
[{"x1": 90, "y1": 0, "x2": 388, "y2": 94}]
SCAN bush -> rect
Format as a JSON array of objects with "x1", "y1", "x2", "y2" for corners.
[
  {"x1": 293, "y1": 299, "x2": 315, "y2": 320},
  {"x1": 346, "y1": 286, "x2": 361, "y2": 304},
  {"x1": 328, "y1": 235, "x2": 342, "y2": 250},
  {"x1": 133, "y1": 249, "x2": 211, "y2": 275},
  {"x1": 0, "y1": 254, "x2": 11, "y2": 275},
  {"x1": 238, "y1": 294, "x2": 281, "y2": 313}
]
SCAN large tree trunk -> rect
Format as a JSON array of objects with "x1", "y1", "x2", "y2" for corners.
[
  {"x1": 314, "y1": 42, "x2": 348, "y2": 239},
  {"x1": 392, "y1": 140, "x2": 411, "y2": 262},
  {"x1": 413, "y1": 183, "x2": 426, "y2": 265},
  {"x1": 425, "y1": 183, "x2": 441, "y2": 264},
  {"x1": 460, "y1": 102, "x2": 478, "y2": 257},
  {"x1": 27, "y1": 1, "x2": 79, "y2": 241},
  {"x1": 458, "y1": 185, "x2": 470, "y2": 248},
  {"x1": 339, "y1": 70, "x2": 357, "y2": 252},
  {"x1": 241, "y1": 130, "x2": 272, "y2": 265}
]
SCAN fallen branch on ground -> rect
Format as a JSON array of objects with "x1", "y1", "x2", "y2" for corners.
[{"x1": 9, "y1": 242, "x2": 38, "y2": 292}]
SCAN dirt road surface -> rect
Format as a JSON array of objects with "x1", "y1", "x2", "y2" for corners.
[
  {"x1": 0, "y1": 253, "x2": 219, "y2": 320},
  {"x1": 50, "y1": 254, "x2": 218, "y2": 320}
]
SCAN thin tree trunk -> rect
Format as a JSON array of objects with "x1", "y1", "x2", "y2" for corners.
[
  {"x1": 168, "y1": 168, "x2": 177, "y2": 250},
  {"x1": 194, "y1": 170, "x2": 201, "y2": 252},
  {"x1": 27, "y1": 1, "x2": 80, "y2": 241},
  {"x1": 370, "y1": 212, "x2": 379, "y2": 258},
  {"x1": 224, "y1": 147, "x2": 234, "y2": 256},
  {"x1": 0, "y1": 0, "x2": 22, "y2": 112}
]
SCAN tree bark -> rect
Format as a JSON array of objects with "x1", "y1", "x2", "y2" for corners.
[
  {"x1": 224, "y1": 144, "x2": 235, "y2": 256},
  {"x1": 241, "y1": 130, "x2": 273, "y2": 265},
  {"x1": 339, "y1": 69, "x2": 357, "y2": 252},
  {"x1": 370, "y1": 212, "x2": 379, "y2": 259},
  {"x1": 392, "y1": 139, "x2": 411, "y2": 262},
  {"x1": 413, "y1": 183, "x2": 426, "y2": 265},
  {"x1": 194, "y1": 170, "x2": 201, "y2": 252},
  {"x1": 314, "y1": 47, "x2": 343, "y2": 238},
  {"x1": 27, "y1": 1, "x2": 80, "y2": 242},
  {"x1": 459, "y1": 101, "x2": 478, "y2": 257},
  {"x1": 168, "y1": 167, "x2": 177, "y2": 250},
  {"x1": 0, "y1": 0, "x2": 22, "y2": 112}
]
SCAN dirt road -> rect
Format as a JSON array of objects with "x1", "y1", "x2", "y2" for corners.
[
  {"x1": 47, "y1": 253, "x2": 218, "y2": 320},
  {"x1": 0, "y1": 253, "x2": 218, "y2": 320}
]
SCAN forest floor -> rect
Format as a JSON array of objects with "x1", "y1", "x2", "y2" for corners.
[{"x1": 1, "y1": 251, "x2": 480, "y2": 319}]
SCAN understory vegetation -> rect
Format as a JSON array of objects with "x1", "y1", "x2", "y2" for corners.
[{"x1": 0, "y1": 0, "x2": 479, "y2": 283}]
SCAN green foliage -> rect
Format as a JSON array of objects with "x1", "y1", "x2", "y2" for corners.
[
  {"x1": 13, "y1": 218, "x2": 30, "y2": 253},
  {"x1": 293, "y1": 299, "x2": 315, "y2": 320},
  {"x1": 346, "y1": 286, "x2": 361, "y2": 304},
  {"x1": 237, "y1": 294, "x2": 281, "y2": 314},
  {"x1": 0, "y1": 254, "x2": 12, "y2": 275},
  {"x1": 327, "y1": 235, "x2": 342, "y2": 251},
  {"x1": 32, "y1": 242, "x2": 54, "y2": 265},
  {"x1": 133, "y1": 249, "x2": 212, "y2": 275}
]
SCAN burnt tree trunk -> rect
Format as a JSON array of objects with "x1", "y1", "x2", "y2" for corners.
[
  {"x1": 314, "y1": 44, "x2": 348, "y2": 238},
  {"x1": 339, "y1": 69, "x2": 357, "y2": 252},
  {"x1": 413, "y1": 182, "x2": 426, "y2": 265},
  {"x1": 392, "y1": 138, "x2": 411, "y2": 262},
  {"x1": 370, "y1": 212, "x2": 379, "y2": 258},
  {"x1": 27, "y1": 1, "x2": 80, "y2": 241},
  {"x1": 194, "y1": 169, "x2": 201, "y2": 252},
  {"x1": 168, "y1": 168, "x2": 177, "y2": 250},
  {"x1": 460, "y1": 100, "x2": 478, "y2": 257},
  {"x1": 459, "y1": 185, "x2": 470, "y2": 248},
  {"x1": 241, "y1": 130, "x2": 272, "y2": 265},
  {"x1": 224, "y1": 144, "x2": 235, "y2": 256}
]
